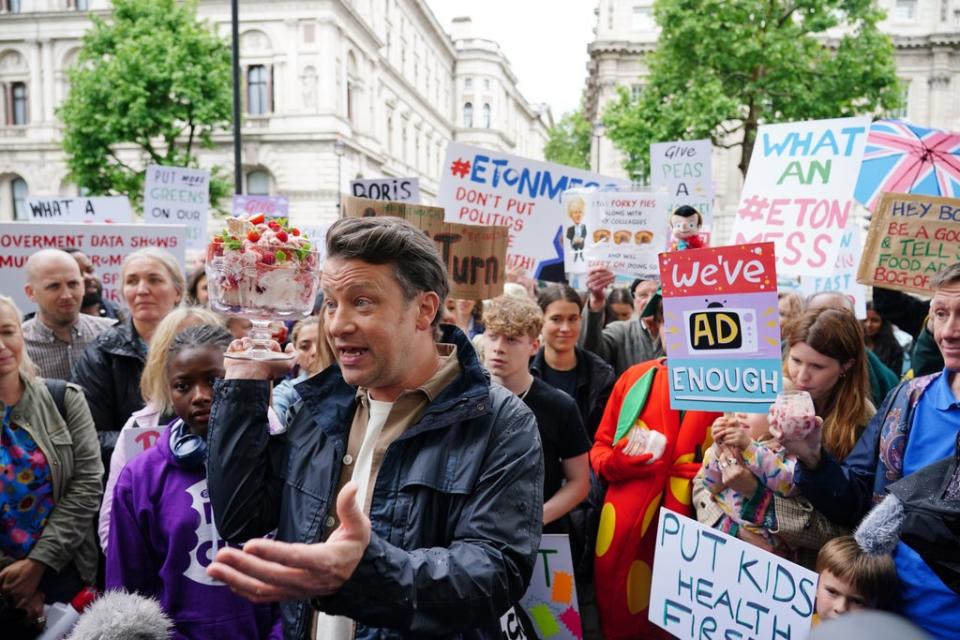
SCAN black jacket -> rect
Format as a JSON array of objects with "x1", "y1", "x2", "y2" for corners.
[
  {"x1": 70, "y1": 317, "x2": 147, "y2": 465},
  {"x1": 530, "y1": 345, "x2": 615, "y2": 440},
  {"x1": 207, "y1": 327, "x2": 544, "y2": 639}
]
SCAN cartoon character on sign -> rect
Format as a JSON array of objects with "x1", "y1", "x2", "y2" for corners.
[
  {"x1": 565, "y1": 196, "x2": 588, "y2": 262},
  {"x1": 668, "y1": 205, "x2": 706, "y2": 251}
]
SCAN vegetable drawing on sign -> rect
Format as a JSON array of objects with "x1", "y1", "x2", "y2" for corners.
[
  {"x1": 731, "y1": 117, "x2": 870, "y2": 278},
  {"x1": 659, "y1": 243, "x2": 781, "y2": 412}
]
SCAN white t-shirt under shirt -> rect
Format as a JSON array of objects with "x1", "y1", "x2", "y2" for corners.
[{"x1": 314, "y1": 398, "x2": 394, "y2": 640}]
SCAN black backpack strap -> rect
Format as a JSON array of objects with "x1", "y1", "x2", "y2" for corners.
[{"x1": 44, "y1": 378, "x2": 69, "y2": 421}]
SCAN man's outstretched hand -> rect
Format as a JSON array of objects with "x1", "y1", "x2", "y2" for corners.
[{"x1": 207, "y1": 482, "x2": 371, "y2": 603}]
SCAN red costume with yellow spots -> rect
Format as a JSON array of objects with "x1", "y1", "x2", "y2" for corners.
[{"x1": 590, "y1": 358, "x2": 717, "y2": 639}]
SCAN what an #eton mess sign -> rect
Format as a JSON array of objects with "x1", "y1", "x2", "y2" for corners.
[
  {"x1": 437, "y1": 142, "x2": 628, "y2": 280},
  {"x1": 650, "y1": 139, "x2": 715, "y2": 229},
  {"x1": 143, "y1": 164, "x2": 210, "y2": 252},
  {"x1": 799, "y1": 222, "x2": 867, "y2": 318},
  {"x1": 580, "y1": 192, "x2": 668, "y2": 280},
  {"x1": 0, "y1": 222, "x2": 187, "y2": 313},
  {"x1": 649, "y1": 510, "x2": 818, "y2": 640},
  {"x1": 857, "y1": 192, "x2": 960, "y2": 295},
  {"x1": 731, "y1": 117, "x2": 870, "y2": 278},
  {"x1": 659, "y1": 242, "x2": 782, "y2": 413},
  {"x1": 25, "y1": 196, "x2": 133, "y2": 223}
]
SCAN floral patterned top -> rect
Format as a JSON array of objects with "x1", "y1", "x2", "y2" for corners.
[{"x1": 0, "y1": 405, "x2": 54, "y2": 558}]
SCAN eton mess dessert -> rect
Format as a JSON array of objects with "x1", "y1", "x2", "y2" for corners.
[{"x1": 206, "y1": 214, "x2": 320, "y2": 319}]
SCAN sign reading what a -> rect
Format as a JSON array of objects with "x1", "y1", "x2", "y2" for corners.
[
  {"x1": 143, "y1": 164, "x2": 210, "y2": 252},
  {"x1": 350, "y1": 177, "x2": 421, "y2": 203},
  {"x1": 342, "y1": 196, "x2": 508, "y2": 301},
  {"x1": 26, "y1": 196, "x2": 133, "y2": 223},
  {"x1": 649, "y1": 510, "x2": 818, "y2": 640},
  {"x1": 730, "y1": 117, "x2": 870, "y2": 278},
  {"x1": 857, "y1": 192, "x2": 960, "y2": 295},
  {"x1": 659, "y1": 242, "x2": 782, "y2": 413}
]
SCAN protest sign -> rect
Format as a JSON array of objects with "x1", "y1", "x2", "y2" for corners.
[
  {"x1": 857, "y1": 192, "x2": 960, "y2": 295},
  {"x1": 231, "y1": 195, "x2": 289, "y2": 220},
  {"x1": 143, "y1": 164, "x2": 210, "y2": 252},
  {"x1": 343, "y1": 196, "x2": 508, "y2": 300},
  {"x1": 0, "y1": 222, "x2": 187, "y2": 312},
  {"x1": 514, "y1": 534, "x2": 581, "y2": 640},
  {"x1": 500, "y1": 607, "x2": 535, "y2": 640},
  {"x1": 292, "y1": 222, "x2": 332, "y2": 263},
  {"x1": 26, "y1": 196, "x2": 133, "y2": 223},
  {"x1": 350, "y1": 177, "x2": 420, "y2": 203},
  {"x1": 800, "y1": 223, "x2": 867, "y2": 318},
  {"x1": 659, "y1": 242, "x2": 782, "y2": 412},
  {"x1": 117, "y1": 427, "x2": 164, "y2": 463},
  {"x1": 649, "y1": 510, "x2": 818, "y2": 640},
  {"x1": 650, "y1": 139, "x2": 714, "y2": 228},
  {"x1": 581, "y1": 192, "x2": 668, "y2": 280},
  {"x1": 437, "y1": 142, "x2": 628, "y2": 280},
  {"x1": 731, "y1": 117, "x2": 870, "y2": 278}
]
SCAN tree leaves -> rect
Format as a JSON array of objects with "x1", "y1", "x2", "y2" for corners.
[{"x1": 543, "y1": 109, "x2": 593, "y2": 170}]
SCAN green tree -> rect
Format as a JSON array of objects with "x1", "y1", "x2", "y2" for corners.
[
  {"x1": 58, "y1": 0, "x2": 233, "y2": 212},
  {"x1": 543, "y1": 109, "x2": 593, "y2": 169},
  {"x1": 603, "y1": 0, "x2": 902, "y2": 180}
]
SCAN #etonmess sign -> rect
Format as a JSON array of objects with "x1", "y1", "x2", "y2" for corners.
[
  {"x1": 857, "y1": 192, "x2": 960, "y2": 295},
  {"x1": 437, "y1": 142, "x2": 628, "y2": 279},
  {"x1": 26, "y1": 196, "x2": 133, "y2": 223},
  {"x1": 649, "y1": 510, "x2": 818, "y2": 640},
  {"x1": 800, "y1": 223, "x2": 867, "y2": 318},
  {"x1": 231, "y1": 195, "x2": 289, "y2": 220},
  {"x1": 0, "y1": 222, "x2": 187, "y2": 313},
  {"x1": 731, "y1": 117, "x2": 870, "y2": 278},
  {"x1": 350, "y1": 177, "x2": 421, "y2": 203},
  {"x1": 516, "y1": 534, "x2": 582, "y2": 640},
  {"x1": 581, "y1": 192, "x2": 668, "y2": 280},
  {"x1": 143, "y1": 164, "x2": 210, "y2": 252},
  {"x1": 659, "y1": 243, "x2": 782, "y2": 412},
  {"x1": 650, "y1": 139, "x2": 714, "y2": 228}
]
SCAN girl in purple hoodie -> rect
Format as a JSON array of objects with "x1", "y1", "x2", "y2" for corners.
[{"x1": 106, "y1": 324, "x2": 281, "y2": 639}]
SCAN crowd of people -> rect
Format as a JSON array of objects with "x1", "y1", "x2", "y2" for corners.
[{"x1": 0, "y1": 218, "x2": 958, "y2": 639}]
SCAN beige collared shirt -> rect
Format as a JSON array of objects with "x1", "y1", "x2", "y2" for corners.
[{"x1": 22, "y1": 314, "x2": 117, "y2": 380}]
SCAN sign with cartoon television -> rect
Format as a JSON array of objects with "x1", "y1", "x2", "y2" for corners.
[
  {"x1": 659, "y1": 243, "x2": 782, "y2": 412},
  {"x1": 581, "y1": 192, "x2": 668, "y2": 280}
]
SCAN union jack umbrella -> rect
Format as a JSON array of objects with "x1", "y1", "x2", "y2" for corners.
[{"x1": 854, "y1": 119, "x2": 960, "y2": 212}]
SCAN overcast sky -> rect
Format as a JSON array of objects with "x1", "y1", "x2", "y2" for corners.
[{"x1": 427, "y1": 1, "x2": 597, "y2": 118}]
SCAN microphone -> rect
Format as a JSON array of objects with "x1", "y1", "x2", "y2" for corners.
[{"x1": 65, "y1": 590, "x2": 173, "y2": 640}]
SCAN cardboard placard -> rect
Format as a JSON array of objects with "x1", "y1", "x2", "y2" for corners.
[
  {"x1": 649, "y1": 510, "x2": 818, "y2": 640},
  {"x1": 26, "y1": 196, "x2": 133, "y2": 223},
  {"x1": 581, "y1": 192, "x2": 668, "y2": 279},
  {"x1": 117, "y1": 427, "x2": 164, "y2": 462},
  {"x1": 342, "y1": 196, "x2": 508, "y2": 300},
  {"x1": 0, "y1": 222, "x2": 187, "y2": 313},
  {"x1": 143, "y1": 164, "x2": 210, "y2": 252},
  {"x1": 800, "y1": 223, "x2": 867, "y2": 318},
  {"x1": 231, "y1": 195, "x2": 289, "y2": 220},
  {"x1": 857, "y1": 192, "x2": 960, "y2": 294},
  {"x1": 516, "y1": 534, "x2": 582, "y2": 640},
  {"x1": 660, "y1": 243, "x2": 782, "y2": 412},
  {"x1": 437, "y1": 142, "x2": 628, "y2": 280},
  {"x1": 731, "y1": 117, "x2": 870, "y2": 278},
  {"x1": 650, "y1": 139, "x2": 715, "y2": 228},
  {"x1": 350, "y1": 177, "x2": 420, "y2": 203}
]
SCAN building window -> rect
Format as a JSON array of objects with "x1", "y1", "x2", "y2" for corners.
[
  {"x1": 894, "y1": 0, "x2": 917, "y2": 20},
  {"x1": 386, "y1": 115, "x2": 394, "y2": 153},
  {"x1": 482, "y1": 103, "x2": 491, "y2": 128},
  {"x1": 465, "y1": 78, "x2": 472, "y2": 90},
  {"x1": 10, "y1": 82, "x2": 28, "y2": 125},
  {"x1": 68, "y1": 0, "x2": 90, "y2": 9},
  {"x1": 247, "y1": 170, "x2": 271, "y2": 195},
  {"x1": 631, "y1": 84, "x2": 644, "y2": 100},
  {"x1": 632, "y1": 5, "x2": 654, "y2": 30},
  {"x1": 484, "y1": 78, "x2": 491, "y2": 90},
  {"x1": 11, "y1": 177, "x2": 27, "y2": 220},
  {"x1": 247, "y1": 65, "x2": 270, "y2": 115},
  {"x1": 892, "y1": 81, "x2": 910, "y2": 119},
  {"x1": 402, "y1": 125, "x2": 408, "y2": 162},
  {"x1": 3, "y1": 0, "x2": 21, "y2": 13},
  {"x1": 463, "y1": 102, "x2": 473, "y2": 128}
]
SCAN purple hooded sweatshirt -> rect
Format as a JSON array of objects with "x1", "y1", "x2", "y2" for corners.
[{"x1": 107, "y1": 422, "x2": 282, "y2": 640}]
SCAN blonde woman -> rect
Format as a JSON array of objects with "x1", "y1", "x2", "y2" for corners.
[{"x1": 0, "y1": 296, "x2": 102, "y2": 630}]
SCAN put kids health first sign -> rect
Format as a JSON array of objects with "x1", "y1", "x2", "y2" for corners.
[
  {"x1": 659, "y1": 242, "x2": 782, "y2": 413},
  {"x1": 143, "y1": 164, "x2": 210, "y2": 253},
  {"x1": 650, "y1": 139, "x2": 715, "y2": 230},
  {"x1": 650, "y1": 510, "x2": 818, "y2": 640},
  {"x1": 437, "y1": 142, "x2": 628, "y2": 280},
  {"x1": 731, "y1": 117, "x2": 870, "y2": 278}
]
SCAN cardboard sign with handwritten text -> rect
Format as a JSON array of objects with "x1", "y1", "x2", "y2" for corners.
[{"x1": 342, "y1": 196, "x2": 508, "y2": 300}]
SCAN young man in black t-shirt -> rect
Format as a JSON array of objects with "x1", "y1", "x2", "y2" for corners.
[{"x1": 482, "y1": 295, "x2": 591, "y2": 532}]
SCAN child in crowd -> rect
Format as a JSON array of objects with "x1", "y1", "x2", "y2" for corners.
[
  {"x1": 106, "y1": 324, "x2": 281, "y2": 639},
  {"x1": 815, "y1": 536, "x2": 897, "y2": 622}
]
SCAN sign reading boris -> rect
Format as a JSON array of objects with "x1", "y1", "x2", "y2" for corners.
[
  {"x1": 342, "y1": 196, "x2": 508, "y2": 300},
  {"x1": 231, "y1": 195, "x2": 289, "y2": 220},
  {"x1": 730, "y1": 117, "x2": 870, "y2": 278},
  {"x1": 581, "y1": 192, "x2": 668, "y2": 280},
  {"x1": 437, "y1": 142, "x2": 628, "y2": 280},
  {"x1": 143, "y1": 164, "x2": 210, "y2": 252},
  {"x1": 351, "y1": 177, "x2": 420, "y2": 203},
  {"x1": 650, "y1": 139, "x2": 714, "y2": 228},
  {"x1": 0, "y1": 222, "x2": 187, "y2": 313},
  {"x1": 26, "y1": 196, "x2": 133, "y2": 223},
  {"x1": 857, "y1": 192, "x2": 960, "y2": 294},
  {"x1": 659, "y1": 242, "x2": 782, "y2": 412},
  {"x1": 649, "y1": 510, "x2": 818, "y2": 640}
]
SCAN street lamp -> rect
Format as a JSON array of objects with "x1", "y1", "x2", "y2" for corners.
[
  {"x1": 334, "y1": 140, "x2": 346, "y2": 214},
  {"x1": 593, "y1": 122, "x2": 605, "y2": 174},
  {"x1": 230, "y1": 0, "x2": 242, "y2": 194}
]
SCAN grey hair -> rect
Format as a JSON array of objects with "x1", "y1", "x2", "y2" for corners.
[
  {"x1": 931, "y1": 262, "x2": 960, "y2": 290},
  {"x1": 121, "y1": 248, "x2": 187, "y2": 300},
  {"x1": 805, "y1": 290, "x2": 854, "y2": 313}
]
